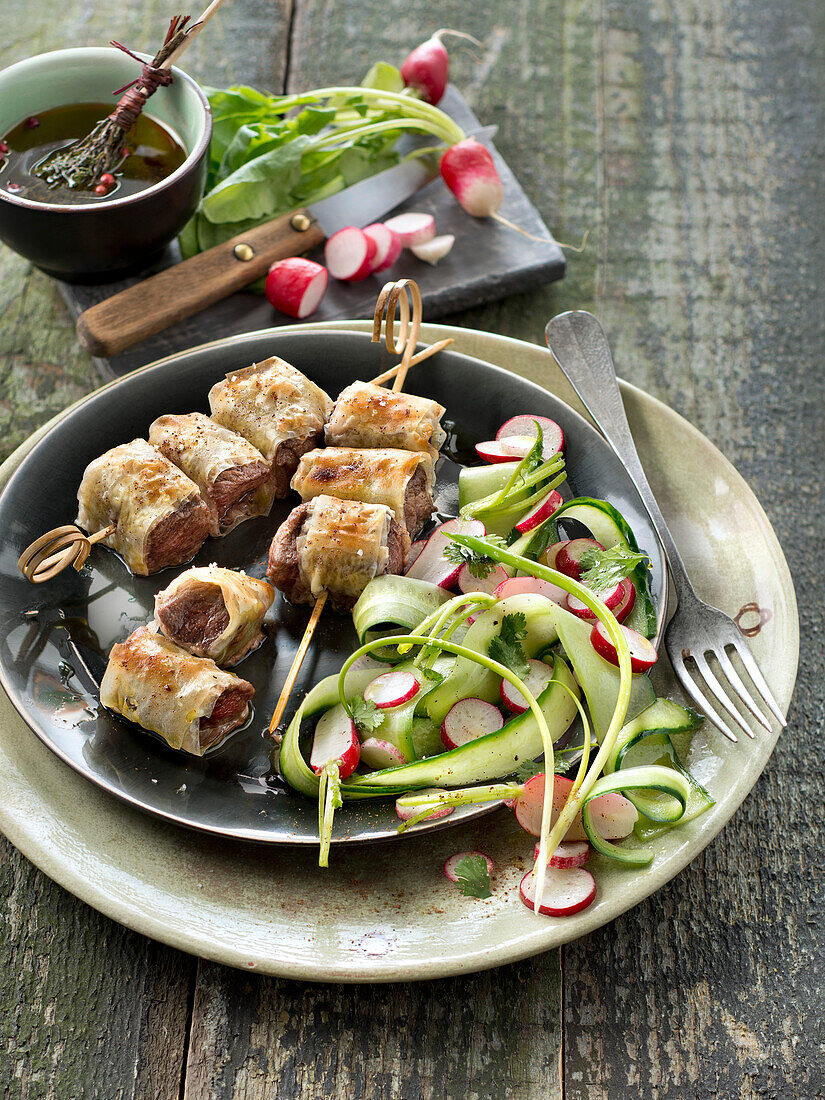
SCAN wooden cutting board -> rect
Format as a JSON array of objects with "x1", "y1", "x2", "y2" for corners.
[{"x1": 57, "y1": 87, "x2": 565, "y2": 380}]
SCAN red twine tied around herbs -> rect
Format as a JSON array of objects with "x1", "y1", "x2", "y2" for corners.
[{"x1": 108, "y1": 39, "x2": 176, "y2": 133}]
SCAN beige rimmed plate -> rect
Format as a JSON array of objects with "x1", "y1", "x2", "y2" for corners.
[{"x1": 0, "y1": 323, "x2": 798, "y2": 982}]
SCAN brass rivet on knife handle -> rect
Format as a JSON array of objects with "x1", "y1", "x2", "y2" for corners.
[
  {"x1": 233, "y1": 243, "x2": 255, "y2": 261},
  {"x1": 18, "y1": 523, "x2": 116, "y2": 584},
  {"x1": 290, "y1": 212, "x2": 313, "y2": 231},
  {"x1": 369, "y1": 278, "x2": 454, "y2": 390}
]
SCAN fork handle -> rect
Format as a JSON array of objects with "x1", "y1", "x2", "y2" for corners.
[{"x1": 545, "y1": 310, "x2": 698, "y2": 605}]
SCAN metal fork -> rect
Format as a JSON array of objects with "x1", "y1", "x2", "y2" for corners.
[{"x1": 545, "y1": 310, "x2": 786, "y2": 743}]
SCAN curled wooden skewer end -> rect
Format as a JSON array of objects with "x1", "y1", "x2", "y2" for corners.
[
  {"x1": 370, "y1": 278, "x2": 451, "y2": 389},
  {"x1": 18, "y1": 524, "x2": 115, "y2": 584}
]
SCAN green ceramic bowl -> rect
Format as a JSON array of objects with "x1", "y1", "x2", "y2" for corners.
[{"x1": 0, "y1": 46, "x2": 211, "y2": 283}]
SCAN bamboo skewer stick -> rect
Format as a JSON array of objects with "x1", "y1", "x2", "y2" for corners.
[{"x1": 268, "y1": 591, "x2": 328, "y2": 734}]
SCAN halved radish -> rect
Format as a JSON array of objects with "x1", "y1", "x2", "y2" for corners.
[
  {"x1": 363, "y1": 222, "x2": 402, "y2": 271},
  {"x1": 441, "y1": 697, "x2": 504, "y2": 749},
  {"x1": 500, "y1": 658, "x2": 555, "y2": 714},
  {"x1": 519, "y1": 866, "x2": 596, "y2": 916},
  {"x1": 475, "y1": 440, "x2": 519, "y2": 464},
  {"x1": 499, "y1": 434, "x2": 537, "y2": 458},
  {"x1": 590, "y1": 620, "x2": 658, "y2": 672},
  {"x1": 584, "y1": 791, "x2": 638, "y2": 839},
  {"x1": 515, "y1": 490, "x2": 564, "y2": 533},
  {"x1": 364, "y1": 670, "x2": 420, "y2": 709},
  {"x1": 514, "y1": 774, "x2": 584, "y2": 840},
  {"x1": 566, "y1": 579, "x2": 625, "y2": 619},
  {"x1": 310, "y1": 706, "x2": 360, "y2": 778},
  {"x1": 360, "y1": 738, "x2": 407, "y2": 769},
  {"x1": 405, "y1": 539, "x2": 427, "y2": 571},
  {"x1": 534, "y1": 839, "x2": 590, "y2": 869},
  {"x1": 457, "y1": 562, "x2": 509, "y2": 596},
  {"x1": 264, "y1": 258, "x2": 328, "y2": 319},
  {"x1": 396, "y1": 787, "x2": 453, "y2": 822},
  {"x1": 494, "y1": 576, "x2": 566, "y2": 604},
  {"x1": 444, "y1": 850, "x2": 494, "y2": 882},
  {"x1": 555, "y1": 538, "x2": 604, "y2": 580},
  {"x1": 411, "y1": 233, "x2": 454, "y2": 265},
  {"x1": 405, "y1": 517, "x2": 486, "y2": 588},
  {"x1": 324, "y1": 226, "x2": 377, "y2": 282},
  {"x1": 497, "y1": 415, "x2": 565, "y2": 459},
  {"x1": 383, "y1": 212, "x2": 436, "y2": 247}
]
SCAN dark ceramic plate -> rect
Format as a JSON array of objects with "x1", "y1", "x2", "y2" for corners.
[{"x1": 0, "y1": 330, "x2": 666, "y2": 844}]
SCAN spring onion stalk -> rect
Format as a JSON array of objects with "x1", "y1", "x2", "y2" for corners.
[
  {"x1": 397, "y1": 592, "x2": 496, "y2": 658},
  {"x1": 461, "y1": 456, "x2": 566, "y2": 519},
  {"x1": 446, "y1": 534, "x2": 633, "y2": 875}
]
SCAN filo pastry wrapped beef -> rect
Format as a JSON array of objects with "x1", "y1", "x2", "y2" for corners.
[
  {"x1": 208, "y1": 356, "x2": 333, "y2": 497},
  {"x1": 76, "y1": 439, "x2": 210, "y2": 575},
  {"x1": 290, "y1": 447, "x2": 435, "y2": 536},
  {"x1": 154, "y1": 566, "x2": 274, "y2": 666},
  {"x1": 325, "y1": 381, "x2": 446, "y2": 458},
  {"x1": 100, "y1": 626, "x2": 254, "y2": 755},
  {"x1": 267, "y1": 495, "x2": 409, "y2": 611}
]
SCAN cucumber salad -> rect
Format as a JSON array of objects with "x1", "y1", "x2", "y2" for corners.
[{"x1": 279, "y1": 415, "x2": 713, "y2": 918}]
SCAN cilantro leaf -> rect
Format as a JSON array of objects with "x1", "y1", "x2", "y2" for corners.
[
  {"x1": 444, "y1": 533, "x2": 508, "y2": 578},
  {"x1": 578, "y1": 546, "x2": 649, "y2": 591},
  {"x1": 514, "y1": 759, "x2": 546, "y2": 783},
  {"x1": 418, "y1": 666, "x2": 444, "y2": 686},
  {"x1": 348, "y1": 696, "x2": 384, "y2": 734},
  {"x1": 452, "y1": 854, "x2": 493, "y2": 899},
  {"x1": 488, "y1": 612, "x2": 530, "y2": 679}
]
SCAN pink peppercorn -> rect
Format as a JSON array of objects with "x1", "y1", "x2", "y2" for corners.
[{"x1": 24, "y1": 116, "x2": 39, "y2": 129}]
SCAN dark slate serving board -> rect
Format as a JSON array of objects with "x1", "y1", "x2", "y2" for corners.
[{"x1": 57, "y1": 87, "x2": 565, "y2": 380}]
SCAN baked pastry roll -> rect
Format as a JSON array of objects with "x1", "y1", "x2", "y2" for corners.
[
  {"x1": 290, "y1": 447, "x2": 435, "y2": 535},
  {"x1": 267, "y1": 495, "x2": 409, "y2": 611},
  {"x1": 149, "y1": 412, "x2": 274, "y2": 537},
  {"x1": 76, "y1": 439, "x2": 210, "y2": 575},
  {"x1": 100, "y1": 625, "x2": 254, "y2": 755},
  {"x1": 208, "y1": 356, "x2": 333, "y2": 497},
  {"x1": 325, "y1": 381, "x2": 446, "y2": 458},
  {"x1": 154, "y1": 566, "x2": 274, "y2": 666}
]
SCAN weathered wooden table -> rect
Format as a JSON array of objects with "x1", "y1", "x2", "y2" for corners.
[{"x1": 1, "y1": 2, "x2": 821, "y2": 1097}]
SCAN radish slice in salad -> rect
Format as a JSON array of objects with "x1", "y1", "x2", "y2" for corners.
[
  {"x1": 519, "y1": 866, "x2": 596, "y2": 916},
  {"x1": 584, "y1": 791, "x2": 638, "y2": 840},
  {"x1": 457, "y1": 561, "x2": 509, "y2": 596},
  {"x1": 405, "y1": 518, "x2": 486, "y2": 587},
  {"x1": 309, "y1": 706, "x2": 360, "y2": 778},
  {"x1": 324, "y1": 226, "x2": 376, "y2": 282},
  {"x1": 364, "y1": 670, "x2": 420, "y2": 709},
  {"x1": 515, "y1": 773, "x2": 638, "y2": 842},
  {"x1": 498, "y1": 434, "x2": 536, "y2": 458},
  {"x1": 566, "y1": 577, "x2": 635, "y2": 622},
  {"x1": 441, "y1": 697, "x2": 504, "y2": 749},
  {"x1": 515, "y1": 490, "x2": 564, "y2": 533},
  {"x1": 405, "y1": 539, "x2": 427, "y2": 571},
  {"x1": 474, "y1": 440, "x2": 521, "y2": 464},
  {"x1": 360, "y1": 738, "x2": 407, "y2": 769},
  {"x1": 500, "y1": 658, "x2": 555, "y2": 714},
  {"x1": 555, "y1": 538, "x2": 604, "y2": 580},
  {"x1": 396, "y1": 787, "x2": 453, "y2": 822},
  {"x1": 264, "y1": 258, "x2": 328, "y2": 319},
  {"x1": 494, "y1": 576, "x2": 566, "y2": 604},
  {"x1": 497, "y1": 414, "x2": 565, "y2": 459},
  {"x1": 534, "y1": 839, "x2": 590, "y2": 869},
  {"x1": 539, "y1": 541, "x2": 567, "y2": 569},
  {"x1": 444, "y1": 850, "x2": 494, "y2": 882},
  {"x1": 363, "y1": 222, "x2": 402, "y2": 271},
  {"x1": 383, "y1": 212, "x2": 436, "y2": 247},
  {"x1": 590, "y1": 620, "x2": 658, "y2": 672}
]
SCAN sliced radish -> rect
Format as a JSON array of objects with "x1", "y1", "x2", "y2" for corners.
[
  {"x1": 534, "y1": 840, "x2": 590, "y2": 869},
  {"x1": 494, "y1": 576, "x2": 566, "y2": 605},
  {"x1": 405, "y1": 539, "x2": 427, "y2": 571},
  {"x1": 514, "y1": 774, "x2": 585, "y2": 841},
  {"x1": 411, "y1": 233, "x2": 455, "y2": 265},
  {"x1": 566, "y1": 579, "x2": 625, "y2": 619},
  {"x1": 457, "y1": 562, "x2": 509, "y2": 597},
  {"x1": 264, "y1": 258, "x2": 328, "y2": 319},
  {"x1": 383, "y1": 212, "x2": 436, "y2": 247},
  {"x1": 500, "y1": 658, "x2": 555, "y2": 714},
  {"x1": 441, "y1": 697, "x2": 504, "y2": 750},
  {"x1": 540, "y1": 541, "x2": 567, "y2": 569},
  {"x1": 309, "y1": 706, "x2": 359, "y2": 778},
  {"x1": 590, "y1": 620, "x2": 658, "y2": 672},
  {"x1": 324, "y1": 226, "x2": 377, "y2": 282},
  {"x1": 364, "y1": 670, "x2": 420, "y2": 709},
  {"x1": 363, "y1": 222, "x2": 402, "y2": 272},
  {"x1": 499, "y1": 434, "x2": 537, "y2": 458},
  {"x1": 584, "y1": 791, "x2": 638, "y2": 839},
  {"x1": 519, "y1": 866, "x2": 596, "y2": 916},
  {"x1": 474, "y1": 440, "x2": 520, "y2": 464},
  {"x1": 405, "y1": 517, "x2": 486, "y2": 588},
  {"x1": 515, "y1": 490, "x2": 564, "y2": 533},
  {"x1": 396, "y1": 787, "x2": 453, "y2": 822},
  {"x1": 497, "y1": 415, "x2": 565, "y2": 459},
  {"x1": 555, "y1": 538, "x2": 604, "y2": 580},
  {"x1": 444, "y1": 850, "x2": 494, "y2": 882},
  {"x1": 360, "y1": 738, "x2": 407, "y2": 769},
  {"x1": 612, "y1": 578, "x2": 636, "y2": 623}
]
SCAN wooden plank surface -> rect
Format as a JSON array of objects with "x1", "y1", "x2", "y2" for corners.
[{"x1": 1, "y1": 1, "x2": 823, "y2": 1098}]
